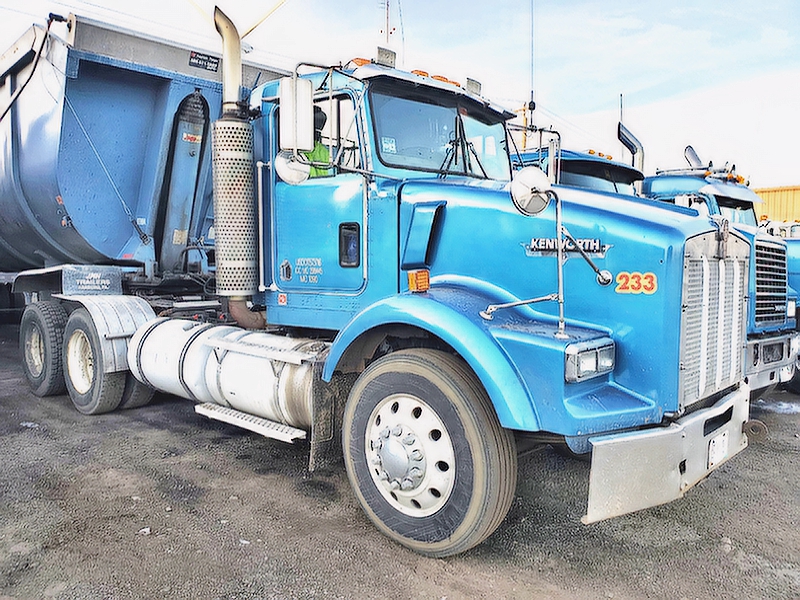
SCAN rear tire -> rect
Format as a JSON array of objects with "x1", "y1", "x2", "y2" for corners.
[
  {"x1": 20, "y1": 301, "x2": 68, "y2": 396},
  {"x1": 342, "y1": 349, "x2": 517, "y2": 557},
  {"x1": 118, "y1": 373, "x2": 155, "y2": 410},
  {"x1": 63, "y1": 308, "x2": 124, "y2": 415}
]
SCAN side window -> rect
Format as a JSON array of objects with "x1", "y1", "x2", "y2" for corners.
[{"x1": 314, "y1": 96, "x2": 361, "y2": 173}]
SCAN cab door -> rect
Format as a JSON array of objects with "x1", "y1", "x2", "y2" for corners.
[{"x1": 270, "y1": 96, "x2": 365, "y2": 296}]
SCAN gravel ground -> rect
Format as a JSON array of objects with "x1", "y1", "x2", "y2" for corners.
[{"x1": 1, "y1": 322, "x2": 799, "y2": 599}]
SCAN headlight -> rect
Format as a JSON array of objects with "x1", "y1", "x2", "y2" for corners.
[
  {"x1": 565, "y1": 339, "x2": 615, "y2": 382},
  {"x1": 788, "y1": 299, "x2": 796, "y2": 319}
]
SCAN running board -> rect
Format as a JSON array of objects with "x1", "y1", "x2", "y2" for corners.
[{"x1": 194, "y1": 403, "x2": 307, "y2": 444}]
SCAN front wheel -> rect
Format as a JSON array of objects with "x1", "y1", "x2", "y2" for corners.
[
  {"x1": 342, "y1": 349, "x2": 517, "y2": 557},
  {"x1": 63, "y1": 308, "x2": 125, "y2": 415}
]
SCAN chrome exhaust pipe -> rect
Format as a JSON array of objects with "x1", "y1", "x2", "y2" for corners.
[
  {"x1": 214, "y1": 6, "x2": 243, "y2": 116},
  {"x1": 617, "y1": 122, "x2": 644, "y2": 173}
]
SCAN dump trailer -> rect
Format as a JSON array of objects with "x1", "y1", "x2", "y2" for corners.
[
  {"x1": 4, "y1": 10, "x2": 761, "y2": 557},
  {"x1": 516, "y1": 141, "x2": 798, "y2": 399}
]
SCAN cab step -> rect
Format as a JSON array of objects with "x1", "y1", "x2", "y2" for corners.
[{"x1": 194, "y1": 402, "x2": 307, "y2": 443}]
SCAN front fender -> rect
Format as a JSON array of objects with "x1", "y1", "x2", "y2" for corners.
[{"x1": 323, "y1": 290, "x2": 541, "y2": 431}]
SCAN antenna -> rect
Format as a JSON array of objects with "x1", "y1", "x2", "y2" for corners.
[
  {"x1": 529, "y1": 0, "x2": 535, "y2": 129},
  {"x1": 242, "y1": 0, "x2": 290, "y2": 39}
]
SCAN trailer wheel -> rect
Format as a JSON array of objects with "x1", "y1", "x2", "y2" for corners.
[
  {"x1": 342, "y1": 349, "x2": 517, "y2": 557},
  {"x1": 19, "y1": 301, "x2": 68, "y2": 396},
  {"x1": 118, "y1": 374, "x2": 155, "y2": 410},
  {"x1": 63, "y1": 308, "x2": 124, "y2": 415}
]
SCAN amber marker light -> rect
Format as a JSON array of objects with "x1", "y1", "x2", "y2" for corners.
[{"x1": 407, "y1": 269, "x2": 430, "y2": 292}]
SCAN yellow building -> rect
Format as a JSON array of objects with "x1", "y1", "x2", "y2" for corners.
[{"x1": 754, "y1": 185, "x2": 800, "y2": 222}]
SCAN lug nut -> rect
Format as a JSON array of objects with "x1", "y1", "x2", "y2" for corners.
[
  {"x1": 390, "y1": 479, "x2": 400, "y2": 491},
  {"x1": 380, "y1": 428, "x2": 390, "y2": 439},
  {"x1": 378, "y1": 471, "x2": 389, "y2": 481},
  {"x1": 402, "y1": 434, "x2": 416, "y2": 445},
  {"x1": 392, "y1": 425, "x2": 403, "y2": 436},
  {"x1": 409, "y1": 467, "x2": 423, "y2": 478},
  {"x1": 410, "y1": 449, "x2": 423, "y2": 461},
  {"x1": 400, "y1": 478, "x2": 415, "y2": 490}
]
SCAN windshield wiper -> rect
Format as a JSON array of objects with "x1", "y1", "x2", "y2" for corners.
[
  {"x1": 465, "y1": 140, "x2": 488, "y2": 178},
  {"x1": 438, "y1": 137, "x2": 458, "y2": 177}
]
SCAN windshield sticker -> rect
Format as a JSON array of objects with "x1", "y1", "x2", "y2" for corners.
[
  {"x1": 524, "y1": 238, "x2": 609, "y2": 257},
  {"x1": 381, "y1": 137, "x2": 397, "y2": 154},
  {"x1": 615, "y1": 272, "x2": 657, "y2": 295}
]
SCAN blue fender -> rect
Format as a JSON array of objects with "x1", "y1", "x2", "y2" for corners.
[{"x1": 323, "y1": 291, "x2": 541, "y2": 431}]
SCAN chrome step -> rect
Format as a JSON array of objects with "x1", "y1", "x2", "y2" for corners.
[{"x1": 194, "y1": 402, "x2": 307, "y2": 443}]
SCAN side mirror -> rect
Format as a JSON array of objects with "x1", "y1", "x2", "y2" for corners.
[
  {"x1": 510, "y1": 166, "x2": 552, "y2": 215},
  {"x1": 279, "y1": 76, "x2": 314, "y2": 152},
  {"x1": 274, "y1": 150, "x2": 310, "y2": 184}
]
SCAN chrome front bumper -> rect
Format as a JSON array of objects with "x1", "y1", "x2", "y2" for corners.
[
  {"x1": 583, "y1": 384, "x2": 750, "y2": 524},
  {"x1": 745, "y1": 332, "x2": 798, "y2": 392}
]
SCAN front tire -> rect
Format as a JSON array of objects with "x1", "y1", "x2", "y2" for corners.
[
  {"x1": 342, "y1": 349, "x2": 517, "y2": 557},
  {"x1": 20, "y1": 301, "x2": 68, "y2": 396},
  {"x1": 63, "y1": 308, "x2": 124, "y2": 415}
]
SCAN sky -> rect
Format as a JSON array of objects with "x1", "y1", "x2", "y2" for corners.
[{"x1": 1, "y1": 0, "x2": 799, "y2": 188}]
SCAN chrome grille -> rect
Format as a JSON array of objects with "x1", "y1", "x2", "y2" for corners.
[
  {"x1": 680, "y1": 233, "x2": 748, "y2": 409},
  {"x1": 754, "y1": 239, "x2": 788, "y2": 325}
]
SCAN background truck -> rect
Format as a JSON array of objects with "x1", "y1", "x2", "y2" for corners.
[
  {"x1": 515, "y1": 137, "x2": 798, "y2": 399},
  {"x1": 2, "y1": 9, "x2": 758, "y2": 556}
]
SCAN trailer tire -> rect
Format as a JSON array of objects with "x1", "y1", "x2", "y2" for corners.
[
  {"x1": 63, "y1": 308, "x2": 124, "y2": 415},
  {"x1": 118, "y1": 373, "x2": 155, "y2": 410},
  {"x1": 20, "y1": 301, "x2": 68, "y2": 396},
  {"x1": 342, "y1": 349, "x2": 517, "y2": 557}
]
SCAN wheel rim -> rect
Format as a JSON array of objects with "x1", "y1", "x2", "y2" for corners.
[
  {"x1": 24, "y1": 324, "x2": 45, "y2": 378},
  {"x1": 66, "y1": 329, "x2": 94, "y2": 395},
  {"x1": 365, "y1": 393, "x2": 456, "y2": 517}
]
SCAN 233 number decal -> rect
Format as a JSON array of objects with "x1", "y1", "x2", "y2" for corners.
[{"x1": 615, "y1": 271, "x2": 657, "y2": 295}]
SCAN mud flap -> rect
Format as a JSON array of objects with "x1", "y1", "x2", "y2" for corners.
[
  {"x1": 308, "y1": 367, "x2": 357, "y2": 472},
  {"x1": 583, "y1": 384, "x2": 750, "y2": 524}
]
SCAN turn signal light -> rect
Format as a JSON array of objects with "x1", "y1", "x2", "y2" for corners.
[{"x1": 407, "y1": 269, "x2": 430, "y2": 293}]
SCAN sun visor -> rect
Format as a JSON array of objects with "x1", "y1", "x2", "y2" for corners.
[{"x1": 698, "y1": 183, "x2": 763, "y2": 203}]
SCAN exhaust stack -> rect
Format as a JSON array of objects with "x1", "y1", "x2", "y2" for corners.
[
  {"x1": 617, "y1": 122, "x2": 644, "y2": 173},
  {"x1": 212, "y1": 7, "x2": 259, "y2": 304}
]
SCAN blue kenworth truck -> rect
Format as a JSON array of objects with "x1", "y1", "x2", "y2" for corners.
[{"x1": 2, "y1": 9, "x2": 760, "y2": 556}]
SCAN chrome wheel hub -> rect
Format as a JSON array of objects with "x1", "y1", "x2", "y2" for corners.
[{"x1": 366, "y1": 394, "x2": 455, "y2": 517}]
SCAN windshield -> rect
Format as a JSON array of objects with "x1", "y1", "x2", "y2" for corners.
[
  {"x1": 369, "y1": 80, "x2": 510, "y2": 180},
  {"x1": 717, "y1": 197, "x2": 758, "y2": 227}
]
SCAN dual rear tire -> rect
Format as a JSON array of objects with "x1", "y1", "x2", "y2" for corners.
[{"x1": 20, "y1": 303, "x2": 153, "y2": 414}]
